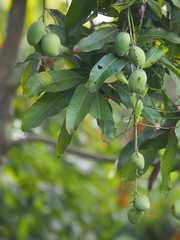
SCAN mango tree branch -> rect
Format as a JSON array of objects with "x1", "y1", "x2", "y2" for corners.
[{"x1": 6, "y1": 136, "x2": 117, "y2": 163}]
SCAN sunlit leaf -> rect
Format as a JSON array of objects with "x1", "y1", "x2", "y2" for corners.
[
  {"x1": 143, "y1": 46, "x2": 163, "y2": 68},
  {"x1": 66, "y1": 84, "x2": 96, "y2": 134},
  {"x1": 74, "y1": 27, "x2": 118, "y2": 52},
  {"x1": 147, "y1": 0, "x2": 162, "y2": 19},
  {"x1": 22, "y1": 89, "x2": 74, "y2": 131},
  {"x1": 24, "y1": 70, "x2": 84, "y2": 97},
  {"x1": 86, "y1": 53, "x2": 128, "y2": 92}
]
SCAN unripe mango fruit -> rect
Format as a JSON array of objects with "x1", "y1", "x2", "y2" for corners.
[
  {"x1": 129, "y1": 46, "x2": 146, "y2": 68},
  {"x1": 27, "y1": 21, "x2": 46, "y2": 46},
  {"x1": 129, "y1": 69, "x2": 147, "y2": 93},
  {"x1": 41, "y1": 33, "x2": 61, "y2": 57},
  {"x1": 135, "y1": 195, "x2": 150, "y2": 211},
  {"x1": 127, "y1": 205, "x2": 144, "y2": 224},
  {"x1": 131, "y1": 152, "x2": 145, "y2": 170},
  {"x1": 115, "y1": 32, "x2": 130, "y2": 56}
]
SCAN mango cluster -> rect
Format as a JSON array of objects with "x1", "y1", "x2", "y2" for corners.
[
  {"x1": 27, "y1": 21, "x2": 61, "y2": 57},
  {"x1": 127, "y1": 152, "x2": 150, "y2": 224},
  {"x1": 127, "y1": 194, "x2": 150, "y2": 224},
  {"x1": 114, "y1": 32, "x2": 147, "y2": 94}
]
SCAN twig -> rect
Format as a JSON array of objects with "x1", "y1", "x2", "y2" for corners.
[{"x1": 6, "y1": 136, "x2": 117, "y2": 163}]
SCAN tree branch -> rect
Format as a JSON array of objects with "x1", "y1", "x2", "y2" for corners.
[{"x1": 7, "y1": 136, "x2": 117, "y2": 163}]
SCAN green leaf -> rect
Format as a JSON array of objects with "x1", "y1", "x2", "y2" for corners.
[
  {"x1": 159, "y1": 57, "x2": 180, "y2": 95},
  {"x1": 99, "y1": 6, "x2": 119, "y2": 17},
  {"x1": 24, "y1": 70, "x2": 84, "y2": 98},
  {"x1": 117, "y1": 0, "x2": 136, "y2": 10},
  {"x1": 137, "y1": 28, "x2": 180, "y2": 46},
  {"x1": 139, "y1": 132, "x2": 169, "y2": 149},
  {"x1": 147, "y1": 0, "x2": 162, "y2": 19},
  {"x1": 101, "y1": 84, "x2": 121, "y2": 105},
  {"x1": 111, "y1": 81, "x2": 133, "y2": 108},
  {"x1": 15, "y1": 53, "x2": 39, "y2": 68},
  {"x1": 175, "y1": 120, "x2": 180, "y2": 142},
  {"x1": 171, "y1": 0, "x2": 180, "y2": 9},
  {"x1": 135, "y1": 100, "x2": 144, "y2": 123},
  {"x1": 21, "y1": 60, "x2": 39, "y2": 88},
  {"x1": 162, "y1": 90, "x2": 169, "y2": 111},
  {"x1": 74, "y1": 27, "x2": 118, "y2": 52},
  {"x1": 57, "y1": 118, "x2": 72, "y2": 157},
  {"x1": 97, "y1": 119, "x2": 116, "y2": 143},
  {"x1": 143, "y1": 46, "x2": 163, "y2": 68},
  {"x1": 22, "y1": 89, "x2": 74, "y2": 132},
  {"x1": 65, "y1": 0, "x2": 96, "y2": 36},
  {"x1": 86, "y1": 53, "x2": 128, "y2": 92},
  {"x1": 89, "y1": 92, "x2": 113, "y2": 120},
  {"x1": 66, "y1": 84, "x2": 96, "y2": 134},
  {"x1": 160, "y1": 137, "x2": 179, "y2": 197}
]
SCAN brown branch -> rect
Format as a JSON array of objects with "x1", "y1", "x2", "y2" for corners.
[
  {"x1": 148, "y1": 162, "x2": 160, "y2": 191},
  {"x1": 7, "y1": 136, "x2": 117, "y2": 163}
]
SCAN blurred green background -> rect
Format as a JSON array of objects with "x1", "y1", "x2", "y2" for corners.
[{"x1": 0, "y1": 0, "x2": 180, "y2": 239}]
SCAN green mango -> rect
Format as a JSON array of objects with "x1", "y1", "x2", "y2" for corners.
[
  {"x1": 127, "y1": 205, "x2": 144, "y2": 224},
  {"x1": 27, "y1": 21, "x2": 46, "y2": 46},
  {"x1": 41, "y1": 33, "x2": 61, "y2": 57},
  {"x1": 128, "y1": 69, "x2": 147, "y2": 93},
  {"x1": 131, "y1": 152, "x2": 145, "y2": 170},
  {"x1": 135, "y1": 195, "x2": 150, "y2": 211},
  {"x1": 129, "y1": 46, "x2": 146, "y2": 68},
  {"x1": 114, "y1": 32, "x2": 130, "y2": 56}
]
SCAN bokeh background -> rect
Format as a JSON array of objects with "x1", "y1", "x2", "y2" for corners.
[{"x1": 0, "y1": 0, "x2": 180, "y2": 239}]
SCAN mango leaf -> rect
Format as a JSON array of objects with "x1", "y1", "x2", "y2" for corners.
[
  {"x1": 97, "y1": 119, "x2": 116, "y2": 143},
  {"x1": 66, "y1": 84, "x2": 96, "y2": 134},
  {"x1": 86, "y1": 53, "x2": 128, "y2": 92},
  {"x1": 117, "y1": 0, "x2": 136, "y2": 10},
  {"x1": 57, "y1": 118, "x2": 72, "y2": 157},
  {"x1": 24, "y1": 70, "x2": 84, "y2": 98},
  {"x1": 147, "y1": 0, "x2": 162, "y2": 19},
  {"x1": 162, "y1": 90, "x2": 169, "y2": 111},
  {"x1": 89, "y1": 92, "x2": 114, "y2": 120},
  {"x1": 160, "y1": 57, "x2": 180, "y2": 95},
  {"x1": 99, "y1": 6, "x2": 119, "y2": 17},
  {"x1": 65, "y1": 0, "x2": 96, "y2": 36},
  {"x1": 160, "y1": 137, "x2": 179, "y2": 197},
  {"x1": 15, "y1": 53, "x2": 39, "y2": 68},
  {"x1": 22, "y1": 89, "x2": 74, "y2": 132},
  {"x1": 139, "y1": 132, "x2": 169, "y2": 149},
  {"x1": 143, "y1": 46, "x2": 163, "y2": 68},
  {"x1": 111, "y1": 81, "x2": 133, "y2": 108},
  {"x1": 141, "y1": 108, "x2": 156, "y2": 124},
  {"x1": 171, "y1": 0, "x2": 180, "y2": 9},
  {"x1": 101, "y1": 84, "x2": 121, "y2": 105},
  {"x1": 135, "y1": 100, "x2": 144, "y2": 123},
  {"x1": 74, "y1": 27, "x2": 118, "y2": 52},
  {"x1": 175, "y1": 120, "x2": 180, "y2": 142},
  {"x1": 137, "y1": 28, "x2": 180, "y2": 46},
  {"x1": 21, "y1": 60, "x2": 39, "y2": 88}
]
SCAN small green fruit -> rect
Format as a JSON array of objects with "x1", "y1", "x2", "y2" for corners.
[
  {"x1": 115, "y1": 32, "x2": 130, "y2": 56},
  {"x1": 27, "y1": 21, "x2": 46, "y2": 46},
  {"x1": 131, "y1": 152, "x2": 145, "y2": 170},
  {"x1": 127, "y1": 205, "x2": 144, "y2": 224},
  {"x1": 129, "y1": 46, "x2": 146, "y2": 68},
  {"x1": 135, "y1": 195, "x2": 150, "y2": 211},
  {"x1": 41, "y1": 33, "x2": 61, "y2": 57},
  {"x1": 129, "y1": 69, "x2": 147, "y2": 93}
]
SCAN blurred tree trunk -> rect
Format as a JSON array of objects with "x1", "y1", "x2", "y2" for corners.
[{"x1": 0, "y1": 0, "x2": 27, "y2": 158}]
